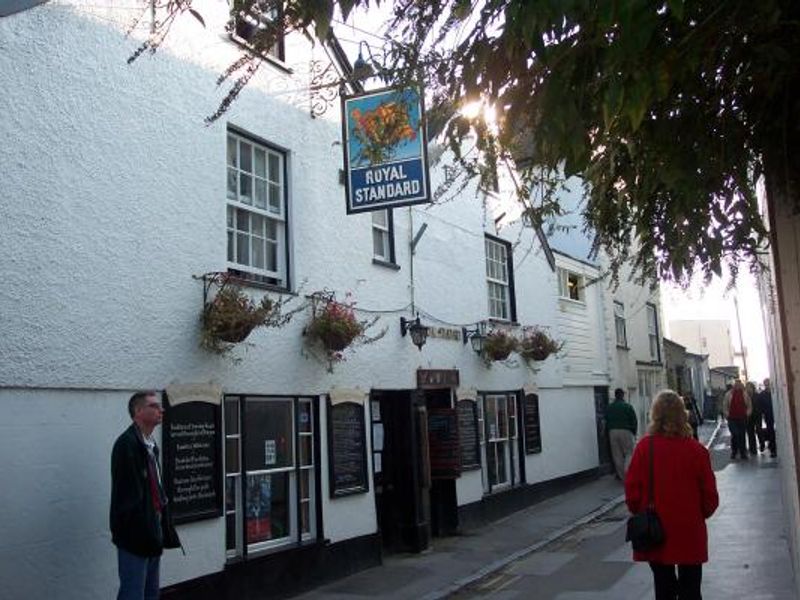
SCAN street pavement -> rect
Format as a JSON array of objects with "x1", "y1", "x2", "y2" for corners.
[{"x1": 295, "y1": 423, "x2": 796, "y2": 599}]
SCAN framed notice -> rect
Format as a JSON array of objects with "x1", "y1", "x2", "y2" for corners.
[
  {"x1": 457, "y1": 400, "x2": 481, "y2": 470},
  {"x1": 327, "y1": 400, "x2": 369, "y2": 497},
  {"x1": 427, "y1": 408, "x2": 460, "y2": 479},
  {"x1": 342, "y1": 86, "x2": 431, "y2": 214},
  {"x1": 162, "y1": 388, "x2": 223, "y2": 524},
  {"x1": 523, "y1": 393, "x2": 543, "y2": 454}
]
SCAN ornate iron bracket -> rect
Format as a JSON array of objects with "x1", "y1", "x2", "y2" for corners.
[{"x1": 309, "y1": 60, "x2": 344, "y2": 119}]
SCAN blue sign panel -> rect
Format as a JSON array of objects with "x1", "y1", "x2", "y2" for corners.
[{"x1": 342, "y1": 87, "x2": 431, "y2": 214}]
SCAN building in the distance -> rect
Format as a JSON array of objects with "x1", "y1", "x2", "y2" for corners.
[{"x1": 669, "y1": 319, "x2": 737, "y2": 369}]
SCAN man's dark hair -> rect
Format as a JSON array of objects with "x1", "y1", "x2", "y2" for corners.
[
  {"x1": 614, "y1": 388, "x2": 625, "y2": 400},
  {"x1": 128, "y1": 391, "x2": 157, "y2": 418}
]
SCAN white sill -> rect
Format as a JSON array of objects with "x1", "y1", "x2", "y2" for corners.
[{"x1": 558, "y1": 297, "x2": 586, "y2": 307}]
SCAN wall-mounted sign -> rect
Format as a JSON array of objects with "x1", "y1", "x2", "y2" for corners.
[
  {"x1": 427, "y1": 326, "x2": 461, "y2": 341},
  {"x1": 523, "y1": 393, "x2": 543, "y2": 454},
  {"x1": 162, "y1": 386, "x2": 223, "y2": 524},
  {"x1": 327, "y1": 400, "x2": 369, "y2": 497},
  {"x1": 417, "y1": 369, "x2": 460, "y2": 389},
  {"x1": 427, "y1": 408, "x2": 460, "y2": 479},
  {"x1": 457, "y1": 399, "x2": 481, "y2": 470},
  {"x1": 342, "y1": 87, "x2": 431, "y2": 214}
]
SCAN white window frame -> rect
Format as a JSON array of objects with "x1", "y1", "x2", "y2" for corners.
[
  {"x1": 485, "y1": 237, "x2": 512, "y2": 321},
  {"x1": 480, "y1": 393, "x2": 520, "y2": 493},
  {"x1": 646, "y1": 303, "x2": 660, "y2": 361},
  {"x1": 224, "y1": 395, "x2": 316, "y2": 560},
  {"x1": 558, "y1": 268, "x2": 584, "y2": 302},
  {"x1": 371, "y1": 209, "x2": 392, "y2": 262},
  {"x1": 226, "y1": 131, "x2": 288, "y2": 287},
  {"x1": 614, "y1": 300, "x2": 628, "y2": 348}
]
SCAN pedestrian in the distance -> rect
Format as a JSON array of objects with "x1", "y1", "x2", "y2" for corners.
[
  {"x1": 111, "y1": 391, "x2": 181, "y2": 600},
  {"x1": 745, "y1": 381, "x2": 763, "y2": 455},
  {"x1": 756, "y1": 378, "x2": 777, "y2": 457},
  {"x1": 606, "y1": 387, "x2": 638, "y2": 480},
  {"x1": 625, "y1": 389, "x2": 719, "y2": 600},
  {"x1": 683, "y1": 392, "x2": 703, "y2": 440},
  {"x1": 723, "y1": 380, "x2": 752, "y2": 460}
]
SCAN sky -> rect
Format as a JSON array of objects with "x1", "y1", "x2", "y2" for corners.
[{"x1": 662, "y1": 270, "x2": 770, "y2": 382}]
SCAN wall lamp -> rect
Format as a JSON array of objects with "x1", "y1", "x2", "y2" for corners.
[
  {"x1": 400, "y1": 315, "x2": 429, "y2": 351},
  {"x1": 462, "y1": 325, "x2": 486, "y2": 355}
]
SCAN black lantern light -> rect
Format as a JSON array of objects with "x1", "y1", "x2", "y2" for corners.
[
  {"x1": 462, "y1": 325, "x2": 486, "y2": 355},
  {"x1": 352, "y1": 41, "x2": 376, "y2": 81},
  {"x1": 400, "y1": 316, "x2": 429, "y2": 350}
]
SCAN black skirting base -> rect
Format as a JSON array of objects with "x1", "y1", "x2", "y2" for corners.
[
  {"x1": 161, "y1": 533, "x2": 381, "y2": 600},
  {"x1": 457, "y1": 467, "x2": 601, "y2": 530}
]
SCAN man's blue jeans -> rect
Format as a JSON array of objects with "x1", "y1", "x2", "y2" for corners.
[{"x1": 117, "y1": 547, "x2": 160, "y2": 600}]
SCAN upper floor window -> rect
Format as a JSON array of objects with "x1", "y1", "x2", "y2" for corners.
[
  {"x1": 558, "y1": 268, "x2": 584, "y2": 302},
  {"x1": 646, "y1": 303, "x2": 660, "y2": 361},
  {"x1": 485, "y1": 236, "x2": 516, "y2": 321},
  {"x1": 614, "y1": 301, "x2": 627, "y2": 348},
  {"x1": 372, "y1": 209, "x2": 396, "y2": 266},
  {"x1": 230, "y1": 0, "x2": 285, "y2": 61},
  {"x1": 226, "y1": 130, "x2": 288, "y2": 288}
]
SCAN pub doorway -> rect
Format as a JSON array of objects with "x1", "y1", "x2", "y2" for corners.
[
  {"x1": 593, "y1": 386, "x2": 612, "y2": 472},
  {"x1": 424, "y1": 388, "x2": 459, "y2": 537},
  {"x1": 370, "y1": 390, "x2": 431, "y2": 554}
]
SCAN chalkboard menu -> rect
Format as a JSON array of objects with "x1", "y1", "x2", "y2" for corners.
[
  {"x1": 327, "y1": 401, "x2": 368, "y2": 497},
  {"x1": 428, "y1": 408, "x2": 460, "y2": 479},
  {"x1": 163, "y1": 398, "x2": 223, "y2": 524},
  {"x1": 457, "y1": 400, "x2": 480, "y2": 470},
  {"x1": 523, "y1": 393, "x2": 542, "y2": 454}
]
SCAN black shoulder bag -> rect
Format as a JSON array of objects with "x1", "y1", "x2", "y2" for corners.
[{"x1": 625, "y1": 435, "x2": 665, "y2": 551}]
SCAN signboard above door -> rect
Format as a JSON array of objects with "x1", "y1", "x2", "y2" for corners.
[
  {"x1": 342, "y1": 87, "x2": 431, "y2": 214},
  {"x1": 417, "y1": 369, "x2": 460, "y2": 389}
]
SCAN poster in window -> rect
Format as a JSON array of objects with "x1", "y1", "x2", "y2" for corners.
[
  {"x1": 523, "y1": 393, "x2": 543, "y2": 454},
  {"x1": 327, "y1": 401, "x2": 369, "y2": 497}
]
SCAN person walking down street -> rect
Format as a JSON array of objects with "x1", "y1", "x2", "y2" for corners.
[
  {"x1": 606, "y1": 388, "x2": 638, "y2": 480},
  {"x1": 111, "y1": 391, "x2": 181, "y2": 600},
  {"x1": 756, "y1": 378, "x2": 777, "y2": 457},
  {"x1": 625, "y1": 390, "x2": 719, "y2": 600},
  {"x1": 745, "y1": 381, "x2": 764, "y2": 455},
  {"x1": 683, "y1": 392, "x2": 703, "y2": 440},
  {"x1": 723, "y1": 380, "x2": 752, "y2": 460}
]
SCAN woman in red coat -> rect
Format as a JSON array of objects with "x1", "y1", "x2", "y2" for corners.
[{"x1": 625, "y1": 390, "x2": 719, "y2": 599}]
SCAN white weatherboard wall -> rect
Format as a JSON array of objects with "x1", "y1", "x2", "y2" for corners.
[{"x1": 1, "y1": 3, "x2": 601, "y2": 599}]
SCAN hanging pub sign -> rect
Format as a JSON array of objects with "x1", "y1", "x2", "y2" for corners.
[{"x1": 342, "y1": 86, "x2": 431, "y2": 214}]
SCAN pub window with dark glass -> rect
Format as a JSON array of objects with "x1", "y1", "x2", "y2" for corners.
[{"x1": 224, "y1": 396, "x2": 316, "y2": 558}]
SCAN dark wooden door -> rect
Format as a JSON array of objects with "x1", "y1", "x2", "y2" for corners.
[{"x1": 594, "y1": 386, "x2": 612, "y2": 468}]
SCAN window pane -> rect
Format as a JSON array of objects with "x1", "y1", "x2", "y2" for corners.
[
  {"x1": 255, "y1": 179, "x2": 267, "y2": 209},
  {"x1": 268, "y1": 153, "x2": 280, "y2": 181},
  {"x1": 299, "y1": 436, "x2": 312, "y2": 466},
  {"x1": 254, "y1": 148, "x2": 266, "y2": 177},
  {"x1": 240, "y1": 173, "x2": 253, "y2": 204},
  {"x1": 372, "y1": 210, "x2": 387, "y2": 227},
  {"x1": 227, "y1": 230, "x2": 235, "y2": 262},
  {"x1": 236, "y1": 208, "x2": 250, "y2": 232},
  {"x1": 237, "y1": 233, "x2": 249, "y2": 264},
  {"x1": 269, "y1": 183, "x2": 281, "y2": 213},
  {"x1": 252, "y1": 238, "x2": 265, "y2": 269},
  {"x1": 245, "y1": 472, "x2": 290, "y2": 543},
  {"x1": 251, "y1": 213, "x2": 265, "y2": 237},
  {"x1": 373, "y1": 229, "x2": 388, "y2": 258},
  {"x1": 227, "y1": 136, "x2": 238, "y2": 167},
  {"x1": 225, "y1": 399, "x2": 239, "y2": 435},
  {"x1": 226, "y1": 476, "x2": 238, "y2": 512},
  {"x1": 300, "y1": 501, "x2": 310, "y2": 534},
  {"x1": 244, "y1": 399, "x2": 293, "y2": 469},
  {"x1": 240, "y1": 142, "x2": 252, "y2": 173},
  {"x1": 226, "y1": 438, "x2": 240, "y2": 473},
  {"x1": 226, "y1": 512, "x2": 237, "y2": 551},
  {"x1": 300, "y1": 469, "x2": 310, "y2": 499},
  {"x1": 267, "y1": 240, "x2": 278, "y2": 272},
  {"x1": 227, "y1": 168, "x2": 237, "y2": 199},
  {"x1": 498, "y1": 397, "x2": 508, "y2": 438}
]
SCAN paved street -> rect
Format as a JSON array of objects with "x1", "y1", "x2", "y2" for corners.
[{"x1": 296, "y1": 423, "x2": 796, "y2": 599}]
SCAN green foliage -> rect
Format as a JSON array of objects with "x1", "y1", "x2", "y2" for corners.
[
  {"x1": 306, "y1": 297, "x2": 364, "y2": 352},
  {"x1": 201, "y1": 286, "x2": 276, "y2": 355},
  {"x1": 139, "y1": 0, "x2": 800, "y2": 285}
]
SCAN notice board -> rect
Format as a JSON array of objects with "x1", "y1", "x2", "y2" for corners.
[
  {"x1": 457, "y1": 400, "x2": 481, "y2": 470},
  {"x1": 523, "y1": 393, "x2": 543, "y2": 454},
  {"x1": 327, "y1": 400, "x2": 369, "y2": 497},
  {"x1": 428, "y1": 408, "x2": 460, "y2": 479}
]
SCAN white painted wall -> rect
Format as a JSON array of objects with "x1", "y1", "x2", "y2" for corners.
[
  {"x1": 0, "y1": 2, "x2": 603, "y2": 598},
  {"x1": 669, "y1": 320, "x2": 736, "y2": 368}
]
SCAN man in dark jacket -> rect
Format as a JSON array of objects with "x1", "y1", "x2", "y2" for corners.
[
  {"x1": 111, "y1": 391, "x2": 180, "y2": 599},
  {"x1": 757, "y1": 378, "x2": 777, "y2": 457},
  {"x1": 606, "y1": 388, "x2": 638, "y2": 480}
]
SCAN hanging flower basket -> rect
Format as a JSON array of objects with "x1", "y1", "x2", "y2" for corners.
[
  {"x1": 201, "y1": 283, "x2": 276, "y2": 353},
  {"x1": 519, "y1": 327, "x2": 563, "y2": 363},
  {"x1": 306, "y1": 298, "x2": 364, "y2": 353},
  {"x1": 483, "y1": 330, "x2": 519, "y2": 362}
]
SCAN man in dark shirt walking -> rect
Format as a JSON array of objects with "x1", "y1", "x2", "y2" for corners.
[
  {"x1": 606, "y1": 388, "x2": 638, "y2": 480},
  {"x1": 111, "y1": 391, "x2": 180, "y2": 599}
]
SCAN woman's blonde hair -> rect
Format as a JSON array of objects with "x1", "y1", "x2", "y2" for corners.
[{"x1": 648, "y1": 389, "x2": 693, "y2": 438}]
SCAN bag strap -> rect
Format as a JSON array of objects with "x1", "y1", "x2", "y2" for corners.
[{"x1": 647, "y1": 434, "x2": 655, "y2": 509}]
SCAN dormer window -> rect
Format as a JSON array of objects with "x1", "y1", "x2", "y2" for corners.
[
  {"x1": 230, "y1": 0, "x2": 284, "y2": 61},
  {"x1": 558, "y1": 268, "x2": 584, "y2": 302}
]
